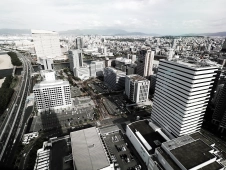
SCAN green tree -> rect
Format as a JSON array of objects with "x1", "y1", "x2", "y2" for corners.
[{"x1": 7, "y1": 52, "x2": 22, "y2": 66}]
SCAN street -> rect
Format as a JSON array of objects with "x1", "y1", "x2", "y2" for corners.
[{"x1": 0, "y1": 51, "x2": 32, "y2": 169}]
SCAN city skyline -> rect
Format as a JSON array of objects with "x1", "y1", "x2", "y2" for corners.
[{"x1": 1, "y1": 0, "x2": 226, "y2": 35}]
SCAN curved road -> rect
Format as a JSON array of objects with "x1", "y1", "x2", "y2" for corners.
[{"x1": 0, "y1": 51, "x2": 32, "y2": 169}]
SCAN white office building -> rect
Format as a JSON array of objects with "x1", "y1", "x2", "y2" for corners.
[
  {"x1": 33, "y1": 70, "x2": 72, "y2": 112},
  {"x1": 31, "y1": 30, "x2": 62, "y2": 69},
  {"x1": 125, "y1": 74, "x2": 150, "y2": 103},
  {"x1": 151, "y1": 59, "x2": 218, "y2": 137}
]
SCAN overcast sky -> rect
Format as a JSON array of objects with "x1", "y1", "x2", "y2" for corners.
[{"x1": 0, "y1": 0, "x2": 226, "y2": 35}]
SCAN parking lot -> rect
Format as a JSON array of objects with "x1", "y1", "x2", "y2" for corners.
[
  {"x1": 30, "y1": 106, "x2": 95, "y2": 132},
  {"x1": 88, "y1": 82, "x2": 109, "y2": 94},
  {"x1": 103, "y1": 131, "x2": 141, "y2": 170}
]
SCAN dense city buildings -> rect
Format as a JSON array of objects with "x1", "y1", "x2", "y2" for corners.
[
  {"x1": 1, "y1": 29, "x2": 226, "y2": 170},
  {"x1": 151, "y1": 59, "x2": 218, "y2": 137},
  {"x1": 125, "y1": 74, "x2": 150, "y2": 103}
]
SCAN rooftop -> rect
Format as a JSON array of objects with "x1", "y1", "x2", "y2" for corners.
[
  {"x1": 198, "y1": 161, "x2": 223, "y2": 170},
  {"x1": 128, "y1": 120, "x2": 166, "y2": 154},
  {"x1": 170, "y1": 139, "x2": 215, "y2": 169},
  {"x1": 70, "y1": 127, "x2": 110, "y2": 170},
  {"x1": 33, "y1": 80, "x2": 69, "y2": 89},
  {"x1": 105, "y1": 67, "x2": 126, "y2": 75},
  {"x1": 128, "y1": 74, "x2": 147, "y2": 81},
  {"x1": 190, "y1": 132, "x2": 214, "y2": 146},
  {"x1": 156, "y1": 148, "x2": 181, "y2": 170},
  {"x1": 161, "y1": 58, "x2": 220, "y2": 70}
]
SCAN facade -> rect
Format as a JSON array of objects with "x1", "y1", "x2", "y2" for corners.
[
  {"x1": 149, "y1": 74, "x2": 157, "y2": 94},
  {"x1": 137, "y1": 50, "x2": 155, "y2": 77},
  {"x1": 212, "y1": 81, "x2": 226, "y2": 132},
  {"x1": 125, "y1": 74, "x2": 150, "y2": 103},
  {"x1": 31, "y1": 30, "x2": 61, "y2": 66},
  {"x1": 115, "y1": 57, "x2": 132, "y2": 71},
  {"x1": 68, "y1": 49, "x2": 83, "y2": 71},
  {"x1": 168, "y1": 48, "x2": 174, "y2": 60},
  {"x1": 33, "y1": 70, "x2": 72, "y2": 112},
  {"x1": 104, "y1": 67, "x2": 126, "y2": 91},
  {"x1": 127, "y1": 54, "x2": 137, "y2": 62},
  {"x1": 212, "y1": 84, "x2": 225, "y2": 106},
  {"x1": 75, "y1": 37, "x2": 83, "y2": 49},
  {"x1": 126, "y1": 64, "x2": 137, "y2": 75},
  {"x1": 151, "y1": 59, "x2": 218, "y2": 137},
  {"x1": 90, "y1": 61, "x2": 104, "y2": 77}
]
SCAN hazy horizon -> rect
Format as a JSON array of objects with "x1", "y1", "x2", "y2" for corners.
[{"x1": 1, "y1": 0, "x2": 226, "y2": 35}]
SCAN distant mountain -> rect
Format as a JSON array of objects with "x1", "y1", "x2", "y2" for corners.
[
  {"x1": 181, "y1": 32, "x2": 226, "y2": 37},
  {"x1": 60, "y1": 29, "x2": 158, "y2": 36},
  {"x1": 0, "y1": 29, "x2": 30, "y2": 35}
]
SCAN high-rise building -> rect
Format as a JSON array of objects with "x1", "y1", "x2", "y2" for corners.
[
  {"x1": 151, "y1": 59, "x2": 218, "y2": 137},
  {"x1": 137, "y1": 50, "x2": 154, "y2": 77},
  {"x1": 31, "y1": 30, "x2": 62, "y2": 68},
  {"x1": 168, "y1": 48, "x2": 174, "y2": 60},
  {"x1": 212, "y1": 84, "x2": 224, "y2": 106},
  {"x1": 33, "y1": 70, "x2": 72, "y2": 112},
  {"x1": 125, "y1": 74, "x2": 150, "y2": 103},
  {"x1": 68, "y1": 50, "x2": 83, "y2": 71},
  {"x1": 104, "y1": 67, "x2": 126, "y2": 90},
  {"x1": 221, "y1": 39, "x2": 226, "y2": 52},
  {"x1": 75, "y1": 37, "x2": 83, "y2": 49},
  {"x1": 212, "y1": 81, "x2": 226, "y2": 132}
]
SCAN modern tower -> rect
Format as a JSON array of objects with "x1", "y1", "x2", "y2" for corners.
[
  {"x1": 151, "y1": 59, "x2": 218, "y2": 137},
  {"x1": 137, "y1": 50, "x2": 154, "y2": 77},
  {"x1": 75, "y1": 37, "x2": 83, "y2": 49},
  {"x1": 68, "y1": 50, "x2": 83, "y2": 71},
  {"x1": 125, "y1": 74, "x2": 150, "y2": 103}
]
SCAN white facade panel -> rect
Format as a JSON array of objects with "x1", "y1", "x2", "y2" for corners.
[{"x1": 151, "y1": 60, "x2": 218, "y2": 137}]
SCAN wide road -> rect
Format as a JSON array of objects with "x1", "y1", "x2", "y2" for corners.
[{"x1": 0, "y1": 51, "x2": 32, "y2": 169}]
